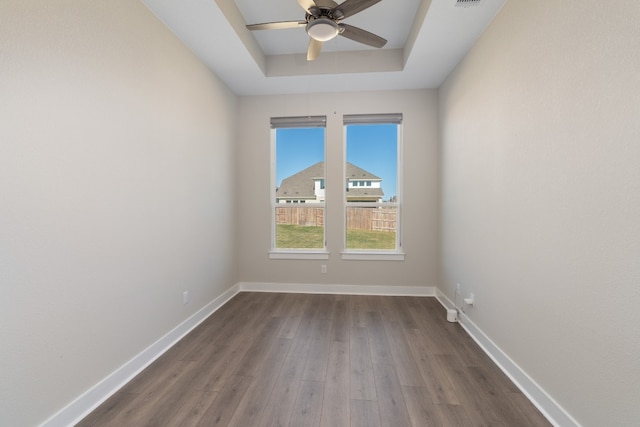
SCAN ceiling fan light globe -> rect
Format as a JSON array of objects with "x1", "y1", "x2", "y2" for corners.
[{"x1": 306, "y1": 19, "x2": 339, "y2": 42}]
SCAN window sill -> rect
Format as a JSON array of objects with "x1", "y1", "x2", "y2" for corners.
[
  {"x1": 341, "y1": 252, "x2": 405, "y2": 261},
  {"x1": 269, "y1": 250, "x2": 330, "y2": 260}
]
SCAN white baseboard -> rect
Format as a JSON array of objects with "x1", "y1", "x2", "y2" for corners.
[
  {"x1": 238, "y1": 281, "x2": 435, "y2": 297},
  {"x1": 434, "y1": 289, "x2": 580, "y2": 427},
  {"x1": 40, "y1": 284, "x2": 240, "y2": 427},
  {"x1": 42, "y1": 282, "x2": 430, "y2": 426},
  {"x1": 45, "y1": 283, "x2": 575, "y2": 427}
]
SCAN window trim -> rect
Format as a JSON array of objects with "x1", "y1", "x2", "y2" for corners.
[
  {"x1": 340, "y1": 251, "x2": 405, "y2": 261},
  {"x1": 269, "y1": 250, "x2": 329, "y2": 260},
  {"x1": 342, "y1": 114, "x2": 404, "y2": 260},
  {"x1": 270, "y1": 116, "x2": 328, "y2": 258}
]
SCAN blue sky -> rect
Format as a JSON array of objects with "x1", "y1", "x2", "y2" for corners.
[
  {"x1": 275, "y1": 127, "x2": 325, "y2": 187},
  {"x1": 276, "y1": 124, "x2": 398, "y2": 199}
]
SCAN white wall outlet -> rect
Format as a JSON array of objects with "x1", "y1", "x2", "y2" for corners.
[
  {"x1": 183, "y1": 291, "x2": 189, "y2": 305},
  {"x1": 320, "y1": 265, "x2": 327, "y2": 274},
  {"x1": 456, "y1": 283, "x2": 461, "y2": 294},
  {"x1": 464, "y1": 293, "x2": 475, "y2": 306}
]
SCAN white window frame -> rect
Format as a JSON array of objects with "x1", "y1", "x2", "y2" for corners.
[
  {"x1": 342, "y1": 113, "x2": 404, "y2": 261},
  {"x1": 269, "y1": 116, "x2": 329, "y2": 260}
]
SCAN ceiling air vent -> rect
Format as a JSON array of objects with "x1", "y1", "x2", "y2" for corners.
[{"x1": 455, "y1": 0, "x2": 482, "y2": 7}]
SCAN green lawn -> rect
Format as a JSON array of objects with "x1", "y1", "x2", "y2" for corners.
[
  {"x1": 276, "y1": 224, "x2": 324, "y2": 248},
  {"x1": 276, "y1": 224, "x2": 395, "y2": 250},
  {"x1": 346, "y1": 228, "x2": 396, "y2": 250}
]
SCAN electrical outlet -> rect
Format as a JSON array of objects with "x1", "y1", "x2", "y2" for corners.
[
  {"x1": 183, "y1": 291, "x2": 189, "y2": 305},
  {"x1": 456, "y1": 283, "x2": 461, "y2": 294},
  {"x1": 320, "y1": 265, "x2": 327, "y2": 274},
  {"x1": 464, "y1": 293, "x2": 475, "y2": 306}
]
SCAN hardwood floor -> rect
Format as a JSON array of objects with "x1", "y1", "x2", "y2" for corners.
[{"x1": 77, "y1": 293, "x2": 551, "y2": 426}]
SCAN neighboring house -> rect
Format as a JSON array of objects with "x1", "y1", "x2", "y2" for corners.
[{"x1": 276, "y1": 162, "x2": 384, "y2": 203}]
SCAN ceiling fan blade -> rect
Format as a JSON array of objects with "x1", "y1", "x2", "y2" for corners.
[
  {"x1": 246, "y1": 21, "x2": 307, "y2": 31},
  {"x1": 297, "y1": 0, "x2": 315, "y2": 12},
  {"x1": 332, "y1": 0, "x2": 382, "y2": 20},
  {"x1": 307, "y1": 38, "x2": 323, "y2": 61},
  {"x1": 338, "y1": 23, "x2": 387, "y2": 48},
  {"x1": 313, "y1": 0, "x2": 339, "y2": 8}
]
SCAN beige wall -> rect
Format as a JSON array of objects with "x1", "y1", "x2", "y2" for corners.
[
  {"x1": 0, "y1": 1, "x2": 237, "y2": 425},
  {"x1": 5, "y1": 0, "x2": 637, "y2": 425},
  {"x1": 439, "y1": 1, "x2": 640, "y2": 425},
  {"x1": 236, "y1": 90, "x2": 438, "y2": 287}
]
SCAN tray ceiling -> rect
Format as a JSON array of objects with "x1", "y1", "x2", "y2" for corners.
[{"x1": 141, "y1": 0, "x2": 506, "y2": 95}]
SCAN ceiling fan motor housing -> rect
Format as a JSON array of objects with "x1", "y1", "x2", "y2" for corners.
[
  {"x1": 306, "y1": 17, "x2": 340, "y2": 41},
  {"x1": 246, "y1": 0, "x2": 386, "y2": 60}
]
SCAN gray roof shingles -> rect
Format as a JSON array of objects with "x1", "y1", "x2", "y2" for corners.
[
  {"x1": 276, "y1": 162, "x2": 383, "y2": 200},
  {"x1": 276, "y1": 161, "x2": 323, "y2": 199}
]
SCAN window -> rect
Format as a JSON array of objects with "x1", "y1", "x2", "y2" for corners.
[
  {"x1": 343, "y1": 114, "x2": 402, "y2": 259},
  {"x1": 271, "y1": 116, "x2": 327, "y2": 258}
]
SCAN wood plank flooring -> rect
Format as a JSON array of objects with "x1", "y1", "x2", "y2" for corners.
[{"x1": 77, "y1": 293, "x2": 551, "y2": 427}]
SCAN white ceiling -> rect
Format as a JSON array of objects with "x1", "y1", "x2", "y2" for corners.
[
  {"x1": 141, "y1": 0, "x2": 506, "y2": 96},
  {"x1": 236, "y1": 0, "x2": 421, "y2": 55}
]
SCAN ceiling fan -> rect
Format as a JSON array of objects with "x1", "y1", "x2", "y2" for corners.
[{"x1": 246, "y1": 0, "x2": 387, "y2": 61}]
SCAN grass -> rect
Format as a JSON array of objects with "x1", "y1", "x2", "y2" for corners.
[
  {"x1": 346, "y1": 228, "x2": 396, "y2": 250},
  {"x1": 276, "y1": 224, "x2": 396, "y2": 250},
  {"x1": 276, "y1": 224, "x2": 324, "y2": 249}
]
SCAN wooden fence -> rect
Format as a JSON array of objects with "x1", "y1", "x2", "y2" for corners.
[
  {"x1": 347, "y1": 207, "x2": 397, "y2": 232},
  {"x1": 276, "y1": 206, "x2": 324, "y2": 227},
  {"x1": 276, "y1": 206, "x2": 396, "y2": 232}
]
